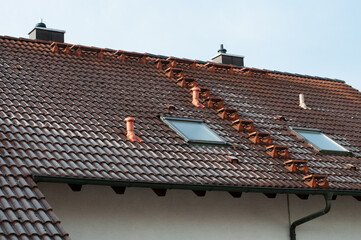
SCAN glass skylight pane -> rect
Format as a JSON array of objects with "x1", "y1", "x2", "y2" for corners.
[
  {"x1": 291, "y1": 127, "x2": 348, "y2": 153},
  {"x1": 296, "y1": 130, "x2": 345, "y2": 151},
  {"x1": 161, "y1": 117, "x2": 226, "y2": 145}
]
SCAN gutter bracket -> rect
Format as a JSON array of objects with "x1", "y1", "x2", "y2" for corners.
[{"x1": 290, "y1": 192, "x2": 333, "y2": 240}]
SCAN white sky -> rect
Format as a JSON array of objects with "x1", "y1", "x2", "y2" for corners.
[{"x1": 1, "y1": 0, "x2": 360, "y2": 90}]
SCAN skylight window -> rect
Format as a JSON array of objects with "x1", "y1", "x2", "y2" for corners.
[
  {"x1": 161, "y1": 116, "x2": 227, "y2": 145},
  {"x1": 290, "y1": 127, "x2": 350, "y2": 156}
]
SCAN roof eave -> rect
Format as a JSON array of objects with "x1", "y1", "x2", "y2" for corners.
[{"x1": 33, "y1": 175, "x2": 361, "y2": 197}]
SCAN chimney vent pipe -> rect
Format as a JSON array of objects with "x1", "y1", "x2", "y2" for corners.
[
  {"x1": 191, "y1": 87, "x2": 205, "y2": 108},
  {"x1": 124, "y1": 117, "x2": 143, "y2": 142},
  {"x1": 299, "y1": 94, "x2": 311, "y2": 110},
  {"x1": 218, "y1": 44, "x2": 227, "y2": 54}
]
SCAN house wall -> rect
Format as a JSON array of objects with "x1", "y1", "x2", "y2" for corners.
[{"x1": 38, "y1": 183, "x2": 361, "y2": 240}]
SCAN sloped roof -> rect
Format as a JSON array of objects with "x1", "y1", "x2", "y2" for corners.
[
  {"x1": 0, "y1": 164, "x2": 69, "y2": 240},
  {"x1": 1, "y1": 36, "x2": 361, "y2": 239}
]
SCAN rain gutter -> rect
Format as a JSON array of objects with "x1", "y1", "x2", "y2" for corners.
[
  {"x1": 290, "y1": 193, "x2": 333, "y2": 240},
  {"x1": 32, "y1": 175, "x2": 361, "y2": 197}
]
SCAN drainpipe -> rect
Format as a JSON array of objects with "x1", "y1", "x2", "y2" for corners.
[{"x1": 290, "y1": 192, "x2": 333, "y2": 240}]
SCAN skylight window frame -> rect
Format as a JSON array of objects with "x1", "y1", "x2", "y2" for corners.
[
  {"x1": 289, "y1": 126, "x2": 351, "y2": 156},
  {"x1": 161, "y1": 116, "x2": 228, "y2": 146}
]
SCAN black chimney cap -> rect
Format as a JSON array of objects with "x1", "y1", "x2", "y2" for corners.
[
  {"x1": 218, "y1": 44, "x2": 227, "y2": 54},
  {"x1": 35, "y1": 20, "x2": 46, "y2": 28}
]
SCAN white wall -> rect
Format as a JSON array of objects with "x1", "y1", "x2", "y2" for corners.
[{"x1": 38, "y1": 183, "x2": 361, "y2": 240}]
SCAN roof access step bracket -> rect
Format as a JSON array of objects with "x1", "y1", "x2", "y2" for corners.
[
  {"x1": 232, "y1": 119, "x2": 255, "y2": 132},
  {"x1": 284, "y1": 160, "x2": 309, "y2": 174},
  {"x1": 217, "y1": 108, "x2": 239, "y2": 121},
  {"x1": 204, "y1": 97, "x2": 224, "y2": 109},
  {"x1": 266, "y1": 145, "x2": 290, "y2": 159},
  {"x1": 177, "y1": 77, "x2": 196, "y2": 89},
  {"x1": 248, "y1": 132, "x2": 272, "y2": 145}
]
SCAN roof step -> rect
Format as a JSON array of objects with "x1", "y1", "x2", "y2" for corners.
[
  {"x1": 70, "y1": 45, "x2": 108, "y2": 59},
  {"x1": 177, "y1": 77, "x2": 196, "y2": 89},
  {"x1": 217, "y1": 108, "x2": 239, "y2": 121},
  {"x1": 203, "y1": 97, "x2": 224, "y2": 109},
  {"x1": 205, "y1": 62, "x2": 234, "y2": 73},
  {"x1": 198, "y1": 87, "x2": 210, "y2": 99},
  {"x1": 241, "y1": 68, "x2": 270, "y2": 78},
  {"x1": 232, "y1": 119, "x2": 255, "y2": 132},
  {"x1": 155, "y1": 59, "x2": 170, "y2": 70},
  {"x1": 70, "y1": 45, "x2": 83, "y2": 56},
  {"x1": 248, "y1": 132, "x2": 272, "y2": 145},
  {"x1": 114, "y1": 51, "x2": 148, "y2": 63},
  {"x1": 167, "y1": 57, "x2": 197, "y2": 70},
  {"x1": 63, "y1": 45, "x2": 71, "y2": 54},
  {"x1": 266, "y1": 145, "x2": 290, "y2": 159},
  {"x1": 164, "y1": 67, "x2": 184, "y2": 79},
  {"x1": 303, "y1": 174, "x2": 329, "y2": 189},
  {"x1": 283, "y1": 160, "x2": 309, "y2": 174}
]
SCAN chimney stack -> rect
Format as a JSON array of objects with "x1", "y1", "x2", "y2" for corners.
[
  {"x1": 28, "y1": 20, "x2": 65, "y2": 43},
  {"x1": 211, "y1": 44, "x2": 244, "y2": 67}
]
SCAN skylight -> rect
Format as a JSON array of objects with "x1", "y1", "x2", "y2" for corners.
[
  {"x1": 161, "y1": 116, "x2": 227, "y2": 145},
  {"x1": 290, "y1": 127, "x2": 350, "y2": 155}
]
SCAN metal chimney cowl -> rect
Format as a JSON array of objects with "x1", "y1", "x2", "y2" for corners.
[
  {"x1": 211, "y1": 44, "x2": 244, "y2": 67},
  {"x1": 28, "y1": 21, "x2": 65, "y2": 43}
]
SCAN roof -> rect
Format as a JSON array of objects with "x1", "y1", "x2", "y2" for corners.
[{"x1": 1, "y1": 35, "x2": 361, "y2": 239}]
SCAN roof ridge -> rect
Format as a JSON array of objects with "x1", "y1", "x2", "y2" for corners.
[
  {"x1": 0, "y1": 35, "x2": 346, "y2": 84},
  {"x1": 268, "y1": 69, "x2": 345, "y2": 83},
  {"x1": 0, "y1": 35, "x2": 51, "y2": 45},
  {"x1": 152, "y1": 55, "x2": 346, "y2": 84}
]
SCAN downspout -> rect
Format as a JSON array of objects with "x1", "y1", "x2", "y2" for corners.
[{"x1": 290, "y1": 192, "x2": 333, "y2": 240}]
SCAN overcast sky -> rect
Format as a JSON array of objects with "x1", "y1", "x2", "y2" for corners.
[{"x1": 1, "y1": 0, "x2": 360, "y2": 90}]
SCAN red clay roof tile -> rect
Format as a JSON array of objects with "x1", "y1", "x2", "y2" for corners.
[{"x1": 1, "y1": 36, "x2": 361, "y2": 239}]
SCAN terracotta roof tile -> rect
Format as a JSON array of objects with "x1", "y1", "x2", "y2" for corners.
[
  {"x1": 0, "y1": 165, "x2": 69, "y2": 239},
  {"x1": 1, "y1": 36, "x2": 361, "y2": 238}
]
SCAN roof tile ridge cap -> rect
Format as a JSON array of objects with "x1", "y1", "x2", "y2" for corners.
[
  {"x1": 157, "y1": 55, "x2": 244, "y2": 71},
  {"x1": 205, "y1": 61, "x2": 240, "y2": 70},
  {"x1": 166, "y1": 56, "x2": 199, "y2": 64},
  {"x1": 267, "y1": 68, "x2": 346, "y2": 83},
  {"x1": 240, "y1": 67, "x2": 269, "y2": 72},
  {"x1": 71, "y1": 44, "x2": 117, "y2": 54},
  {"x1": 115, "y1": 49, "x2": 149, "y2": 56},
  {"x1": 0, "y1": 35, "x2": 50, "y2": 45}
]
